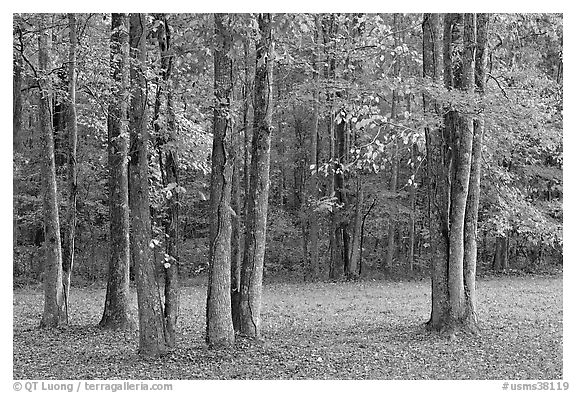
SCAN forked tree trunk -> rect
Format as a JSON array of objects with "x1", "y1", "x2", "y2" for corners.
[
  {"x1": 100, "y1": 13, "x2": 135, "y2": 331},
  {"x1": 62, "y1": 13, "x2": 78, "y2": 322},
  {"x1": 206, "y1": 13, "x2": 235, "y2": 348},
  {"x1": 38, "y1": 14, "x2": 67, "y2": 329},
  {"x1": 239, "y1": 13, "x2": 274, "y2": 339}
]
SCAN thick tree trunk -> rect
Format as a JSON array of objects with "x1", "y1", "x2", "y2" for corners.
[
  {"x1": 129, "y1": 13, "x2": 169, "y2": 356},
  {"x1": 239, "y1": 13, "x2": 274, "y2": 339},
  {"x1": 206, "y1": 13, "x2": 235, "y2": 348},
  {"x1": 62, "y1": 13, "x2": 78, "y2": 322},
  {"x1": 463, "y1": 13, "x2": 489, "y2": 326},
  {"x1": 423, "y1": 13, "x2": 450, "y2": 331},
  {"x1": 38, "y1": 15, "x2": 67, "y2": 329},
  {"x1": 100, "y1": 13, "x2": 135, "y2": 331}
]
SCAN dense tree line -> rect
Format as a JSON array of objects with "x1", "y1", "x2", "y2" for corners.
[{"x1": 13, "y1": 13, "x2": 562, "y2": 352}]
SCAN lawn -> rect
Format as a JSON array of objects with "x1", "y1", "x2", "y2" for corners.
[{"x1": 13, "y1": 276, "x2": 562, "y2": 380}]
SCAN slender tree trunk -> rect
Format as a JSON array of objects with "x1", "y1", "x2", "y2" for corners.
[
  {"x1": 463, "y1": 13, "x2": 489, "y2": 327},
  {"x1": 38, "y1": 15, "x2": 67, "y2": 329},
  {"x1": 100, "y1": 13, "x2": 135, "y2": 331},
  {"x1": 206, "y1": 13, "x2": 235, "y2": 348},
  {"x1": 308, "y1": 16, "x2": 322, "y2": 280},
  {"x1": 385, "y1": 138, "x2": 399, "y2": 269},
  {"x1": 408, "y1": 144, "x2": 416, "y2": 272},
  {"x1": 13, "y1": 29, "x2": 23, "y2": 153},
  {"x1": 347, "y1": 179, "x2": 363, "y2": 277},
  {"x1": 62, "y1": 13, "x2": 78, "y2": 323},
  {"x1": 152, "y1": 13, "x2": 179, "y2": 349},
  {"x1": 423, "y1": 13, "x2": 450, "y2": 331},
  {"x1": 243, "y1": 38, "x2": 251, "y2": 209},
  {"x1": 447, "y1": 13, "x2": 475, "y2": 325},
  {"x1": 233, "y1": 40, "x2": 252, "y2": 330},
  {"x1": 385, "y1": 14, "x2": 401, "y2": 272},
  {"x1": 239, "y1": 13, "x2": 274, "y2": 339}
]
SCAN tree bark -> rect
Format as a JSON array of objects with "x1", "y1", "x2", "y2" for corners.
[
  {"x1": 463, "y1": 13, "x2": 489, "y2": 326},
  {"x1": 423, "y1": 13, "x2": 450, "y2": 331},
  {"x1": 128, "y1": 13, "x2": 169, "y2": 356},
  {"x1": 100, "y1": 13, "x2": 135, "y2": 331},
  {"x1": 62, "y1": 13, "x2": 78, "y2": 323},
  {"x1": 231, "y1": 152, "x2": 242, "y2": 331},
  {"x1": 206, "y1": 13, "x2": 235, "y2": 348},
  {"x1": 38, "y1": 14, "x2": 67, "y2": 329},
  {"x1": 385, "y1": 14, "x2": 401, "y2": 272},
  {"x1": 13, "y1": 22, "x2": 23, "y2": 153},
  {"x1": 308, "y1": 15, "x2": 322, "y2": 280},
  {"x1": 447, "y1": 13, "x2": 475, "y2": 324},
  {"x1": 239, "y1": 13, "x2": 274, "y2": 339},
  {"x1": 152, "y1": 13, "x2": 179, "y2": 349}
]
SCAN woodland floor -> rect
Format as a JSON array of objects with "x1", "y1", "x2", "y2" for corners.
[{"x1": 13, "y1": 276, "x2": 562, "y2": 380}]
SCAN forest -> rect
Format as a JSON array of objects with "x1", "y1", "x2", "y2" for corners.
[{"x1": 13, "y1": 13, "x2": 562, "y2": 380}]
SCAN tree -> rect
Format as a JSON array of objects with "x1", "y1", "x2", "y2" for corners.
[
  {"x1": 206, "y1": 13, "x2": 235, "y2": 347},
  {"x1": 238, "y1": 13, "x2": 274, "y2": 339},
  {"x1": 100, "y1": 13, "x2": 134, "y2": 330},
  {"x1": 38, "y1": 14, "x2": 67, "y2": 329},
  {"x1": 425, "y1": 13, "x2": 482, "y2": 332},
  {"x1": 463, "y1": 13, "x2": 490, "y2": 324},
  {"x1": 129, "y1": 13, "x2": 170, "y2": 356},
  {"x1": 62, "y1": 13, "x2": 78, "y2": 320},
  {"x1": 151, "y1": 12, "x2": 179, "y2": 349},
  {"x1": 423, "y1": 12, "x2": 450, "y2": 330}
]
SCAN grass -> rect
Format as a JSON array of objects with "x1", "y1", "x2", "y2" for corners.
[{"x1": 13, "y1": 276, "x2": 562, "y2": 380}]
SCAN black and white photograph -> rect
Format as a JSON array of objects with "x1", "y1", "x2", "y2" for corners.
[{"x1": 10, "y1": 9, "x2": 566, "y2": 386}]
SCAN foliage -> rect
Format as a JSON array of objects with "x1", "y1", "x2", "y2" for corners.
[{"x1": 14, "y1": 277, "x2": 562, "y2": 379}]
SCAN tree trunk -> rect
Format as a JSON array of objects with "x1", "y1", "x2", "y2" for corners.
[
  {"x1": 408, "y1": 143, "x2": 416, "y2": 272},
  {"x1": 13, "y1": 24, "x2": 23, "y2": 153},
  {"x1": 62, "y1": 13, "x2": 78, "y2": 323},
  {"x1": 38, "y1": 15, "x2": 67, "y2": 329},
  {"x1": 347, "y1": 179, "x2": 363, "y2": 278},
  {"x1": 385, "y1": 14, "x2": 401, "y2": 272},
  {"x1": 206, "y1": 13, "x2": 235, "y2": 348},
  {"x1": 100, "y1": 13, "x2": 135, "y2": 331},
  {"x1": 447, "y1": 13, "x2": 475, "y2": 325},
  {"x1": 239, "y1": 13, "x2": 274, "y2": 339},
  {"x1": 308, "y1": 15, "x2": 322, "y2": 280},
  {"x1": 129, "y1": 13, "x2": 169, "y2": 356},
  {"x1": 493, "y1": 235, "x2": 509, "y2": 271},
  {"x1": 423, "y1": 13, "x2": 450, "y2": 331},
  {"x1": 463, "y1": 13, "x2": 489, "y2": 326},
  {"x1": 152, "y1": 13, "x2": 179, "y2": 349},
  {"x1": 385, "y1": 138, "x2": 399, "y2": 270},
  {"x1": 231, "y1": 154, "x2": 242, "y2": 331}
]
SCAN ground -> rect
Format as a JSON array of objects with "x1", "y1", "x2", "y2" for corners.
[{"x1": 13, "y1": 276, "x2": 562, "y2": 379}]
